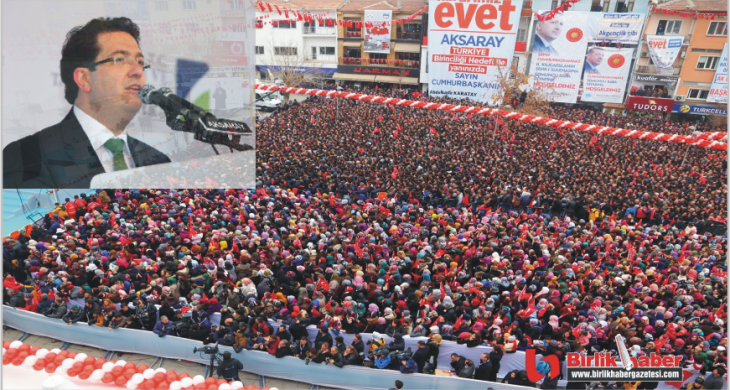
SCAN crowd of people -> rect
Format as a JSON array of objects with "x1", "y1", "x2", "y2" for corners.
[{"x1": 2, "y1": 87, "x2": 729, "y2": 389}]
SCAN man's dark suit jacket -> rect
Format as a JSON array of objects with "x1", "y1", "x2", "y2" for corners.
[
  {"x1": 532, "y1": 35, "x2": 559, "y2": 56},
  {"x1": 4, "y1": 109, "x2": 170, "y2": 188}
]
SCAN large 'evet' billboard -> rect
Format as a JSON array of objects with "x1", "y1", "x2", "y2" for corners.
[{"x1": 427, "y1": 0, "x2": 523, "y2": 103}]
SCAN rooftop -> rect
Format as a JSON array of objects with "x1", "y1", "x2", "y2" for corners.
[
  {"x1": 339, "y1": 0, "x2": 428, "y2": 13},
  {"x1": 657, "y1": 0, "x2": 727, "y2": 12}
]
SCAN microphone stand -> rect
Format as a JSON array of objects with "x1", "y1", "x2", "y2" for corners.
[{"x1": 165, "y1": 108, "x2": 253, "y2": 155}]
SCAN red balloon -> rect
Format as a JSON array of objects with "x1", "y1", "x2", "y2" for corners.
[
  {"x1": 5, "y1": 349, "x2": 18, "y2": 359},
  {"x1": 33, "y1": 362, "x2": 45, "y2": 371},
  {"x1": 102, "y1": 373, "x2": 115, "y2": 383},
  {"x1": 83, "y1": 365, "x2": 95, "y2": 374},
  {"x1": 78, "y1": 372, "x2": 91, "y2": 380},
  {"x1": 29, "y1": 346, "x2": 41, "y2": 354},
  {"x1": 137, "y1": 364, "x2": 149, "y2": 371},
  {"x1": 12, "y1": 358, "x2": 23, "y2": 366},
  {"x1": 83, "y1": 356, "x2": 96, "y2": 365},
  {"x1": 18, "y1": 344, "x2": 30, "y2": 352},
  {"x1": 112, "y1": 366, "x2": 124, "y2": 376},
  {"x1": 204, "y1": 377, "x2": 217, "y2": 385},
  {"x1": 72, "y1": 361, "x2": 84, "y2": 371},
  {"x1": 57, "y1": 350, "x2": 68, "y2": 357},
  {"x1": 115, "y1": 376, "x2": 127, "y2": 386},
  {"x1": 44, "y1": 352, "x2": 57, "y2": 362},
  {"x1": 45, "y1": 363, "x2": 58, "y2": 373},
  {"x1": 154, "y1": 372, "x2": 166, "y2": 382},
  {"x1": 2, "y1": 357, "x2": 10, "y2": 365},
  {"x1": 194, "y1": 384, "x2": 206, "y2": 390},
  {"x1": 54, "y1": 355, "x2": 66, "y2": 365},
  {"x1": 208, "y1": 385, "x2": 218, "y2": 390},
  {"x1": 67, "y1": 368, "x2": 78, "y2": 377},
  {"x1": 158, "y1": 382, "x2": 169, "y2": 389},
  {"x1": 18, "y1": 351, "x2": 29, "y2": 360},
  {"x1": 124, "y1": 362, "x2": 137, "y2": 370},
  {"x1": 125, "y1": 368, "x2": 136, "y2": 379},
  {"x1": 217, "y1": 379, "x2": 229, "y2": 385},
  {"x1": 94, "y1": 359, "x2": 107, "y2": 369},
  {"x1": 67, "y1": 352, "x2": 78, "y2": 359},
  {"x1": 178, "y1": 373, "x2": 191, "y2": 379}
]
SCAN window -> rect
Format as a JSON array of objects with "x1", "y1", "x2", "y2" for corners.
[
  {"x1": 691, "y1": 48, "x2": 723, "y2": 53},
  {"x1": 551, "y1": 0, "x2": 559, "y2": 9},
  {"x1": 274, "y1": 20, "x2": 295, "y2": 28},
  {"x1": 626, "y1": 0, "x2": 634, "y2": 12},
  {"x1": 255, "y1": 20, "x2": 263, "y2": 28},
  {"x1": 370, "y1": 53, "x2": 387, "y2": 60},
  {"x1": 590, "y1": 0, "x2": 603, "y2": 11},
  {"x1": 255, "y1": 46, "x2": 264, "y2": 55},
  {"x1": 274, "y1": 47, "x2": 297, "y2": 56},
  {"x1": 687, "y1": 88, "x2": 710, "y2": 99},
  {"x1": 684, "y1": 81, "x2": 713, "y2": 86},
  {"x1": 155, "y1": 1, "x2": 168, "y2": 11},
  {"x1": 708, "y1": 22, "x2": 727, "y2": 36},
  {"x1": 615, "y1": 2, "x2": 627, "y2": 12},
  {"x1": 517, "y1": 28, "x2": 527, "y2": 42},
  {"x1": 230, "y1": 0, "x2": 244, "y2": 9},
  {"x1": 345, "y1": 48, "x2": 361, "y2": 58},
  {"x1": 311, "y1": 47, "x2": 317, "y2": 59},
  {"x1": 319, "y1": 47, "x2": 335, "y2": 55},
  {"x1": 697, "y1": 56, "x2": 720, "y2": 69},
  {"x1": 656, "y1": 20, "x2": 682, "y2": 35}
]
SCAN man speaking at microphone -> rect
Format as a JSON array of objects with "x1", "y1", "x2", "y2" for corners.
[{"x1": 3, "y1": 17, "x2": 170, "y2": 189}]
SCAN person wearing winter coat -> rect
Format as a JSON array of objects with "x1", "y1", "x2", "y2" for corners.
[
  {"x1": 374, "y1": 351, "x2": 391, "y2": 369},
  {"x1": 343, "y1": 346, "x2": 360, "y2": 365},
  {"x1": 400, "y1": 358, "x2": 418, "y2": 374},
  {"x1": 474, "y1": 353, "x2": 493, "y2": 381},
  {"x1": 153, "y1": 316, "x2": 177, "y2": 336},
  {"x1": 62, "y1": 304, "x2": 85, "y2": 324},
  {"x1": 388, "y1": 333, "x2": 406, "y2": 351},
  {"x1": 45, "y1": 296, "x2": 67, "y2": 319},
  {"x1": 459, "y1": 359, "x2": 476, "y2": 378},
  {"x1": 274, "y1": 339, "x2": 293, "y2": 358},
  {"x1": 327, "y1": 346, "x2": 345, "y2": 368},
  {"x1": 292, "y1": 336, "x2": 312, "y2": 359}
]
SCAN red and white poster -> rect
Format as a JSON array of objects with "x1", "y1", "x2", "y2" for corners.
[
  {"x1": 364, "y1": 10, "x2": 392, "y2": 54},
  {"x1": 581, "y1": 47, "x2": 633, "y2": 103},
  {"x1": 625, "y1": 96, "x2": 674, "y2": 112}
]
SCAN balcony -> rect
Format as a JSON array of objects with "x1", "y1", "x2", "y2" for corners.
[
  {"x1": 344, "y1": 31, "x2": 362, "y2": 38},
  {"x1": 303, "y1": 26, "x2": 336, "y2": 35},
  {"x1": 636, "y1": 65, "x2": 681, "y2": 76},
  {"x1": 395, "y1": 31, "x2": 421, "y2": 40},
  {"x1": 340, "y1": 57, "x2": 420, "y2": 69}
]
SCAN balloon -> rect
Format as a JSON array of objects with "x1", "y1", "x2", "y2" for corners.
[
  {"x1": 83, "y1": 356, "x2": 96, "y2": 365},
  {"x1": 125, "y1": 368, "x2": 137, "y2": 379},
  {"x1": 102, "y1": 373, "x2": 115, "y2": 383},
  {"x1": 72, "y1": 361, "x2": 84, "y2": 371},
  {"x1": 36, "y1": 349, "x2": 49, "y2": 359},
  {"x1": 84, "y1": 364, "x2": 95, "y2": 374},
  {"x1": 217, "y1": 379, "x2": 228, "y2": 386},
  {"x1": 155, "y1": 367, "x2": 167, "y2": 373},
  {"x1": 137, "y1": 364, "x2": 150, "y2": 371},
  {"x1": 180, "y1": 377, "x2": 194, "y2": 387},
  {"x1": 143, "y1": 368, "x2": 156, "y2": 379},
  {"x1": 33, "y1": 361, "x2": 45, "y2": 371},
  {"x1": 23, "y1": 356, "x2": 38, "y2": 368},
  {"x1": 115, "y1": 359, "x2": 128, "y2": 367},
  {"x1": 50, "y1": 348, "x2": 62, "y2": 354},
  {"x1": 18, "y1": 344, "x2": 30, "y2": 352},
  {"x1": 12, "y1": 358, "x2": 23, "y2": 366},
  {"x1": 94, "y1": 359, "x2": 107, "y2": 369},
  {"x1": 54, "y1": 355, "x2": 67, "y2": 365},
  {"x1": 192, "y1": 375, "x2": 205, "y2": 385},
  {"x1": 57, "y1": 350, "x2": 68, "y2": 357},
  {"x1": 170, "y1": 381, "x2": 183, "y2": 390},
  {"x1": 61, "y1": 358, "x2": 75, "y2": 369},
  {"x1": 230, "y1": 381, "x2": 243, "y2": 390},
  {"x1": 112, "y1": 366, "x2": 124, "y2": 376},
  {"x1": 178, "y1": 373, "x2": 191, "y2": 379},
  {"x1": 205, "y1": 377, "x2": 217, "y2": 385},
  {"x1": 154, "y1": 372, "x2": 166, "y2": 382},
  {"x1": 208, "y1": 385, "x2": 219, "y2": 390},
  {"x1": 67, "y1": 351, "x2": 78, "y2": 359},
  {"x1": 126, "y1": 381, "x2": 138, "y2": 390},
  {"x1": 67, "y1": 368, "x2": 78, "y2": 377},
  {"x1": 73, "y1": 353, "x2": 88, "y2": 362},
  {"x1": 9, "y1": 341, "x2": 23, "y2": 349},
  {"x1": 125, "y1": 362, "x2": 137, "y2": 370},
  {"x1": 45, "y1": 352, "x2": 57, "y2": 362},
  {"x1": 78, "y1": 372, "x2": 91, "y2": 380},
  {"x1": 115, "y1": 376, "x2": 128, "y2": 386},
  {"x1": 159, "y1": 382, "x2": 169, "y2": 389},
  {"x1": 56, "y1": 367, "x2": 68, "y2": 377},
  {"x1": 219, "y1": 384, "x2": 232, "y2": 390},
  {"x1": 91, "y1": 369, "x2": 106, "y2": 381},
  {"x1": 45, "y1": 363, "x2": 58, "y2": 373},
  {"x1": 166, "y1": 370, "x2": 179, "y2": 382},
  {"x1": 131, "y1": 373, "x2": 145, "y2": 384}
]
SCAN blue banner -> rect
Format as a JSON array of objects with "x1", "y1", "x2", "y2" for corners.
[{"x1": 672, "y1": 104, "x2": 727, "y2": 116}]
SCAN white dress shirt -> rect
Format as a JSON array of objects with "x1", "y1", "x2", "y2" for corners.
[{"x1": 73, "y1": 105, "x2": 135, "y2": 172}]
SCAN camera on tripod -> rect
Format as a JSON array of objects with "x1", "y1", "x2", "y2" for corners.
[{"x1": 193, "y1": 345, "x2": 220, "y2": 355}]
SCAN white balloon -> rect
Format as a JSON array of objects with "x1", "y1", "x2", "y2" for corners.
[
  {"x1": 2, "y1": 348, "x2": 5, "y2": 355},
  {"x1": 91, "y1": 369, "x2": 105, "y2": 380},
  {"x1": 55, "y1": 367, "x2": 68, "y2": 377},
  {"x1": 9, "y1": 341, "x2": 23, "y2": 349},
  {"x1": 73, "y1": 353, "x2": 87, "y2": 362},
  {"x1": 126, "y1": 381, "x2": 138, "y2": 390},
  {"x1": 61, "y1": 359, "x2": 75, "y2": 369},
  {"x1": 50, "y1": 348, "x2": 62, "y2": 354},
  {"x1": 169, "y1": 381, "x2": 183, "y2": 390},
  {"x1": 229, "y1": 381, "x2": 243, "y2": 390},
  {"x1": 154, "y1": 367, "x2": 167, "y2": 373},
  {"x1": 143, "y1": 369, "x2": 156, "y2": 379},
  {"x1": 219, "y1": 384, "x2": 232, "y2": 390},
  {"x1": 22, "y1": 356, "x2": 38, "y2": 368},
  {"x1": 131, "y1": 373, "x2": 144, "y2": 384},
  {"x1": 115, "y1": 359, "x2": 127, "y2": 367},
  {"x1": 180, "y1": 377, "x2": 194, "y2": 387},
  {"x1": 102, "y1": 362, "x2": 115, "y2": 372},
  {"x1": 192, "y1": 375, "x2": 205, "y2": 385},
  {"x1": 36, "y1": 349, "x2": 49, "y2": 359}
]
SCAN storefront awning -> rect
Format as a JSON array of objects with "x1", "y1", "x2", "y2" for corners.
[
  {"x1": 333, "y1": 73, "x2": 377, "y2": 82},
  {"x1": 394, "y1": 42, "x2": 421, "y2": 53},
  {"x1": 343, "y1": 41, "x2": 361, "y2": 47},
  {"x1": 374, "y1": 75, "x2": 420, "y2": 85}
]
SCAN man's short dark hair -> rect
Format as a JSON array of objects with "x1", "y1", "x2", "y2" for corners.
[
  {"x1": 395, "y1": 380, "x2": 404, "y2": 389},
  {"x1": 60, "y1": 17, "x2": 141, "y2": 104},
  {"x1": 588, "y1": 47, "x2": 604, "y2": 55}
]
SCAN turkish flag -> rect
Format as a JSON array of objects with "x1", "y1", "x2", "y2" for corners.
[
  {"x1": 374, "y1": 127, "x2": 380, "y2": 134},
  {"x1": 430, "y1": 127, "x2": 437, "y2": 135},
  {"x1": 377, "y1": 114, "x2": 383, "y2": 121}
]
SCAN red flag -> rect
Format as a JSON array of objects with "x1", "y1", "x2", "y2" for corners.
[
  {"x1": 391, "y1": 166, "x2": 398, "y2": 180},
  {"x1": 430, "y1": 127, "x2": 437, "y2": 135},
  {"x1": 519, "y1": 286, "x2": 531, "y2": 301},
  {"x1": 629, "y1": 300, "x2": 635, "y2": 316},
  {"x1": 436, "y1": 248, "x2": 445, "y2": 258},
  {"x1": 329, "y1": 195, "x2": 335, "y2": 207},
  {"x1": 377, "y1": 114, "x2": 383, "y2": 121},
  {"x1": 440, "y1": 281, "x2": 446, "y2": 298},
  {"x1": 393, "y1": 129, "x2": 399, "y2": 138},
  {"x1": 549, "y1": 141, "x2": 555, "y2": 149},
  {"x1": 462, "y1": 194, "x2": 469, "y2": 206},
  {"x1": 374, "y1": 127, "x2": 380, "y2": 134},
  {"x1": 311, "y1": 117, "x2": 316, "y2": 124},
  {"x1": 454, "y1": 314, "x2": 463, "y2": 330}
]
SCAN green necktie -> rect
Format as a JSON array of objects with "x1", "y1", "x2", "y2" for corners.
[{"x1": 103, "y1": 138, "x2": 129, "y2": 171}]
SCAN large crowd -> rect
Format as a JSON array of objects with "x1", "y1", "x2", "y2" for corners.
[{"x1": 3, "y1": 88, "x2": 728, "y2": 390}]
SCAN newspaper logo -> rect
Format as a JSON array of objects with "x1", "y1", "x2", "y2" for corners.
[{"x1": 526, "y1": 349, "x2": 561, "y2": 383}]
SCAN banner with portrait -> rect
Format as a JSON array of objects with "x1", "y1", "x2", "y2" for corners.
[
  {"x1": 427, "y1": 0, "x2": 524, "y2": 103},
  {"x1": 528, "y1": 11, "x2": 590, "y2": 103},
  {"x1": 707, "y1": 43, "x2": 728, "y2": 104},
  {"x1": 581, "y1": 47, "x2": 633, "y2": 103},
  {"x1": 646, "y1": 35, "x2": 684, "y2": 75},
  {"x1": 364, "y1": 10, "x2": 392, "y2": 53}
]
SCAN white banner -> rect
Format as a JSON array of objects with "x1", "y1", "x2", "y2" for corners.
[
  {"x1": 427, "y1": 0, "x2": 523, "y2": 103},
  {"x1": 707, "y1": 43, "x2": 728, "y2": 104},
  {"x1": 581, "y1": 47, "x2": 633, "y2": 103},
  {"x1": 364, "y1": 10, "x2": 392, "y2": 53},
  {"x1": 646, "y1": 35, "x2": 684, "y2": 75},
  {"x1": 528, "y1": 11, "x2": 590, "y2": 103},
  {"x1": 586, "y1": 13, "x2": 644, "y2": 44}
]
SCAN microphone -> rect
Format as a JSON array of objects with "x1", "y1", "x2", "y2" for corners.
[{"x1": 139, "y1": 84, "x2": 212, "y2": 120}]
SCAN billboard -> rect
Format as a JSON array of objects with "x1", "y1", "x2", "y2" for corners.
[
  {"x1": 1, "y1": 0, "x2": 256, "y2": 189},
  {"x1": 364, "y1": 10, "x2": 392, "y2": 53},
  {"x1": 427, "y1": 0, "x2": 523, "y2": 103},
  {"x1": 581, "y1": 47, "x2": 633, "y2": 103},
  {"x1": 625, "y1": 96, "x2": 673, "y2": 112},
  {"x1": 587, "y1": 13, "x2": 644, "y2": 44},
  {"x1": 528, "y1": 11, "x2": 590, "y2": 103},
  {"x1": 673, "y1": 104, "x2": 727, "y2": 116},
  {"x1": 646, "y1": 35, "x2": 684, "y2": 75},
  {"x1": 707, "y1": 43, "x2": 728, "y2": 104}
]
